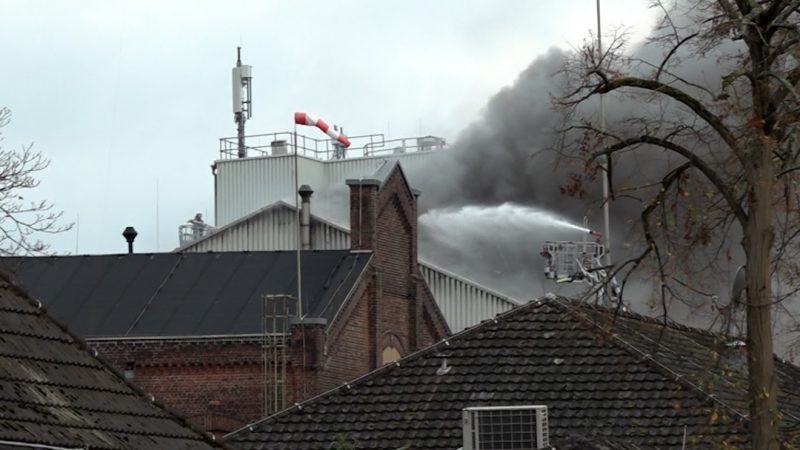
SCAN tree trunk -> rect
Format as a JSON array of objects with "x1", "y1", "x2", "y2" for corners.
[{"x1": 744, "y1": 143, "x2": 779, "y2": 450}]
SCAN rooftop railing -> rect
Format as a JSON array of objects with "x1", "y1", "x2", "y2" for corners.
[{"x1": 219, "y1": 132, "x2": 447, "y2": 161}]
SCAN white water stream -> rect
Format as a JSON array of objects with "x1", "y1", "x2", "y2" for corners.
[{"x1": 419, "y1": 202, "x2": 590, "y2": 234}]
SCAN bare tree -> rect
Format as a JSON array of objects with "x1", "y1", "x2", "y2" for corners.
[
  {"x1": 0, "y1": 107, "x2": 71, "y2": 255},
  {"x1": 557, "y1": 1, "x2": 800, "y2": 448}
]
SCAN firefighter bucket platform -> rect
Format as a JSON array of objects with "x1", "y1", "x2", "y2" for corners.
[{"x1": 541, "y1": 240, "x2": 605, "y2": 283}]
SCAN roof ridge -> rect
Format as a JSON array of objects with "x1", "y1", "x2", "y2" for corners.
[
  {"x1": 317, "y1": 252, "x2": 372, "y2": 322},
  {"x1": 550, "y1": 296, "x2": 750, "y2": 423},
  {"x1": 226, "y1": 298, "x2": 549, "y2": 438},
  {"x1": 598, "y1": 299, "x2": 739, "y2": 340}
]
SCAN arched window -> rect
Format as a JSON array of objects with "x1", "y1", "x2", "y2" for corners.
[{"x1": 382, "y1": 345, "x2": 401, "y2": 364}]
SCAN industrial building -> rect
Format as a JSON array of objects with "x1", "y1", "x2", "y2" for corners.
[
  {"x1": 179, "y1": 161, "x2": 517, "y2": 333},
  {"x1": 1, "y1": 161, "x2": 449, "y2": 435},
  {"x1": 200, "y1": 129, "x2": 520, "y2": 333},
  {"x1": 203, "y1": 50, "x2": 521, "y2": 334},
  {"x1": 0, "y1": 49, "x2": 533, "y2": 441}
]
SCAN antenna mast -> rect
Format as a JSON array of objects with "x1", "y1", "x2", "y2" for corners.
[
  {"x1": 232, "y1": 46, "x2": 253, "y2": 158},
  {"x1": 597, "y1": 0, "x2": 612, "y2": 267}
]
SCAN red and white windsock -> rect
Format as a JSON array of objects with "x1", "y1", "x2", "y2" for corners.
[{"x1": 294, "y1": 112, "x2": 351, "y2": 148}]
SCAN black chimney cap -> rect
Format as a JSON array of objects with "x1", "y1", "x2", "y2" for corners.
[
  {"x1": 298, "y1": 184, "x2": 314, "y2": 199},
  {"x1": 122, "y1": 226, "x2": 138, "y2": 243}
]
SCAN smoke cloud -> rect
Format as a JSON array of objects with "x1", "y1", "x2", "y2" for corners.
[
  {"x1": 288, "y1": 2, "x2": 797, "y2": 357},
  {"x1": 405, "y1": 4, "x2": 799, "y2": 359},
  {"x1": 411, "y1": 47, "x2": 638, "y2": 301},
  {"x1": 407, "y1": 8, "x2": 755, "y2": 331}
]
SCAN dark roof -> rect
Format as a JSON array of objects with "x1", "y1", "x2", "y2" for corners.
[
  {"x1": 0, "y1": 250, "x2": 370, "y2": 338},
  {"x1": 0, "y1": 275, "x2": 227, "y2": 449},
  {"x1": 227, "y1": 296, "x2": 800, "y2": 449}
]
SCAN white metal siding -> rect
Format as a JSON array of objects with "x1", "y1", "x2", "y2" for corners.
[
  {"x1": 215, "y1": 155, "x2": 328, "y2": 226},
  {"x1": 181, "y1": 208, "x2": 350, "y2": 252},
  {"x1": 324, "y1": 152, "x2": 444, "y2": 188},
  {"x1": 419, "y1": 261, "x2": 519, "y2": 332},
  {"x1": 214, "y1": 151, "x2": 446, "y2": 226}
]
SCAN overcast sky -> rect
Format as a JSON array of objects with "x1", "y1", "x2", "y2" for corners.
[{"x1": 0, "y1": 0, "x2": 656, "y2": 254}]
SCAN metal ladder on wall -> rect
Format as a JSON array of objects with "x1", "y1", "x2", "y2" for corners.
[{"x1": 262, "y1": 294, "x2": 296, "y2": 416}]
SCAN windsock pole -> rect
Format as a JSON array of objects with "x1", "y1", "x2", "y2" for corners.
[{"x1": 294, "y1": 123, "x2": 302, "y2": 318}]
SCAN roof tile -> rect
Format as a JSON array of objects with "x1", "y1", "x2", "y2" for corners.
[
  {"x1": 227, "y1": 297, "x2": 800, "y2": 449},
  {"x1": 0, "y1": 277, "x2": 227, "y2": 449}
]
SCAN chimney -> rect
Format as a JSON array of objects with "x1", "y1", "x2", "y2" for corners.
[
  {"x1": 122, "y1": 226, "x2": 138, "y2": 254},
  {"x1": 298, "y1": 185, "x2": 314, "y2": 250},
  {"x1": 345, "y1": 178, "x2": 380, "y2": 251}
]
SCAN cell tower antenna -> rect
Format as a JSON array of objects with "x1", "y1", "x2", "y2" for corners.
[{"x1": 232, "y1": 46, "x2": 253, "y2": 158}]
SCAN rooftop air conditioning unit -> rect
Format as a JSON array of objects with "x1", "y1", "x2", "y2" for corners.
[
  {"x1": 462, "y1": 405, "x2": 549, "y2": 450},
  {"x1": 271, "y1": 140, "x2": 288, "y2": 155}
]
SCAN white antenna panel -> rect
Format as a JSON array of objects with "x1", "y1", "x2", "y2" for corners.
[
  {"x1": 239, "y1": 65, "x2": 252, "y2": 78},
  {"x1": 232, "y1": 64, "x2": 253, "y2": 116}
]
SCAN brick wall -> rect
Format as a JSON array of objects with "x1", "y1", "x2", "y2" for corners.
[
  {"x1": 349, "y1": 182, "x2": 378, "y2": 251},
  {"x1": 341, "y1": 163, "x2": 449, "y2": 372},
  {"x1": 287, "y1": 320, "x2": 326, "y2": 404},
  {"x1": 376, "y1": 197, "x2": 414, "y2": 296},
  {"x1": 93, "y1": 340, "x2": 262, "y2": 434},
  {"x1": 316, "y1": 276, "x2": 374, "y2": 393}
]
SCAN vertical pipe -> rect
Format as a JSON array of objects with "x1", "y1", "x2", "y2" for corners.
[
  {"x1": 122, "y1": 227, "x2": 137, "y2": 255},
  {"x1": 299, "y1": 185, "x2": 314, "y2": 250},
  {"x1": 294, "y1": 127, "x2": 303, "y2": 317},
  {"x1": 237, "y1": 115, "x2": 246, "y2": 158},
  {"x1": 597, "y1": 0, "x2": 612, "y2": 268},
  {"x1": 155, "y1": 178, "x2": 160, "y2": 251}
]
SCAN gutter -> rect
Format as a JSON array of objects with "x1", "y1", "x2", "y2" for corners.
[{"x1": 0, "y1": 440, "x2": 84, "y2": 450}]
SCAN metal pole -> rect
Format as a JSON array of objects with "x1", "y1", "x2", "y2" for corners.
[
  {"x1": 237, "y1": 114, "x2": 246, "y2": 158},
  {"x1": 597, "y1": 0, "x2": 612, "y2": 268},
  {"x1": 294, "y1": 126, "x2": 303, "y2": 317}
]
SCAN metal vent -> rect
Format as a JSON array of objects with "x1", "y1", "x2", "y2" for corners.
[{"x1": 463, "y1": 405, "x2": 549, "y2": 450}]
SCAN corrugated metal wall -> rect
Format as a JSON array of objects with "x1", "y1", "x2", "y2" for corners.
[
  {"x1": 215, "y1": 156, "x2": 328, "y2": 226},
  {"x1": 324, "y1": 152, "x2": 447, "y2": 189},
  {"x1": 419, "y1": 261, "x2": 519, "y2": 332},
  {"x1": 181, "y1": 207, "x2": 350, "y2": 253},
  {"x1": 214, "y1": 151, "x2": 447, "y2": 226}
]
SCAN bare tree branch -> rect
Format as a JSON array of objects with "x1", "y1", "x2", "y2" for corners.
[{"x1": 588, "y1": 134, "x2": 748, "y2": 224}]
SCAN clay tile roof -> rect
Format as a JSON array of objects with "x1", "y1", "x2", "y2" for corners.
[
  {"x1": 226, "y1": 296, "x2": 800, "y2": 449},
  {"x1": 0, "y1": 275, "x2": 229, "y2": 449}
]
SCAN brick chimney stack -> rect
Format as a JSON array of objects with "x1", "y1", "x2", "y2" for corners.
[{"x1": 346, "y1": 179, "x2": 381, "y2": 252}]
